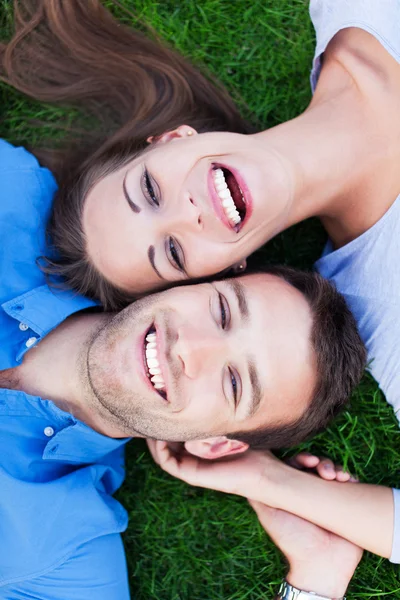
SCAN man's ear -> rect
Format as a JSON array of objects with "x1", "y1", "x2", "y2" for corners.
[
  {"x1": 231, "y1": 258, "x2": 247, "y2": 274},
  {"x1": 184, "y1": 436, "x2": 249, "y2": 460},
  {"x1": 147, "y1": 124, "x2": 197, "y2": 145}
]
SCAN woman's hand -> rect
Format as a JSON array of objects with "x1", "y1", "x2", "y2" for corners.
[
  {"x1": 249, "y1": 500, "x2": 363, "y2": 598},
  {"x1": 147, "y1": 439, "x2": 286, "y2": 502},
  {"x1": 288, "y1": 452, "x2": 358, "y2": 482},
  {"x1": 147, "y1": 441, "x2": 356, "y2": 501}
]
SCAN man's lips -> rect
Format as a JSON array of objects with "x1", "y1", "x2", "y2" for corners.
[{"x1": 207, "y1": 163, "x2": 253, "y2": 233}]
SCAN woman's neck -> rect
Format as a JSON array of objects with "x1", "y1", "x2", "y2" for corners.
[{"x1": 256, "y1": 50, "x2": 400, "y2": 248}]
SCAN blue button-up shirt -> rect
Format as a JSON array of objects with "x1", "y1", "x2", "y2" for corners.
[{"x1": 0, "y1": 140, "x2": 130, "y2": 599}]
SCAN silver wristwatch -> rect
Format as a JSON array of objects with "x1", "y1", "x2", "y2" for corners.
[{"x1": 277, "y1": 580, "x2": 346, "y2": 600}]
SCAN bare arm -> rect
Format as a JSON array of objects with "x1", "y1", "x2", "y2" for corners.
[
  {"x1": 265, "y1": 461, "x2": 393, "y2": 559},
  {"x1": 148, "y1": 441, "x2": 394, "y2": 558}
]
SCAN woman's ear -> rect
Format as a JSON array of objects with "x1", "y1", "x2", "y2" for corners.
[
  {"x1": 231, "y1": 258, "x2": 247, "y2": 274},
  {"x1": 147, "y1": 125, "x2": 197, "y2": 144},
  {"x1": 184, "y1": 436, "x2": 249, "y2": 460}
]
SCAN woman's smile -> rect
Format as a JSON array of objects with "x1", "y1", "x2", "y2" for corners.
[{"x1": 208, "y1": 164, "x2": 253, "y2": 232}]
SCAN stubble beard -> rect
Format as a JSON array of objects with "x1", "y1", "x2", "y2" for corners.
[
  {"x1": 80, "y1": 296, "x2": 209, "y2": 442},
  {"x1": 80, "y1": 295, "x2": 198, "y2": 440}
]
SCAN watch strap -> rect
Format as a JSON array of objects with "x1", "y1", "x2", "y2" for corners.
[{"x1": 277, "y1": 580, "x2": 346, "y2": 600}]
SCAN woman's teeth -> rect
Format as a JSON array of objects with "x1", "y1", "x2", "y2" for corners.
[
  {"x1": 145, "y1": 332, "x2": 166, "y2": 391},
  {"x1": 213, "y1": 168, "x2": 242, "y2": 227}
]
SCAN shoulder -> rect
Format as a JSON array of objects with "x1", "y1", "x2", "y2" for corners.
[
  {"x1": 0, "y1": 534, "x2": 130, "y2": 600},
  {"x1": 326, "y1": 28, "x2": 400, "y2": 92},
  {"x1": 342, "y1": 294, "x2": 400, "y2": 419},
  {"x1": 310, "y1": 0, "x2": 400, "y2": 65},
  {"x1": 0, "y1": 449, "x2": 128, "y2": 588},
  {"x1": 310, "y1": 0, "x2": 400, "y2": 97},
  {"x1": 0, "y1": 140, "x2": 58, "y2": 303},
  {"x1": 0, "y1": 138, "x2": 57, "y2": 202},
  {"x1": 0, "y1": 138, "x2": 47, "y2": 171}
]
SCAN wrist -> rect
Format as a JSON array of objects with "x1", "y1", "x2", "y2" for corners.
[
  {"x1": 260, "y1": 459, "x2": 301, "y2": 508},
  {"x1": 287, "y1": 566, "x2": 348, "y2": 598}
]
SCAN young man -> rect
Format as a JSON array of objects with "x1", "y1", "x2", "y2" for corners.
[{"x1": 0, "y1": 270, "x2": 364, "y2": 599}]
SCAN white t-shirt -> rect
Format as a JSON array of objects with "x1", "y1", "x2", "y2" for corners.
[{"x1": 309, "y1": 0, "x2": 400, "y2": 563}]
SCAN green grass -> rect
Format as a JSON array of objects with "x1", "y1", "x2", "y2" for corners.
[{"x1": 1, "y1": 0, "x2": 400, "y2": 598}]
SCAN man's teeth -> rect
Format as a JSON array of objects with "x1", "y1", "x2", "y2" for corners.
[
  {"x1": 213, "y1": 168, "x2": 242, "y2": 226},
  {"x1": 145, "y1": 332, "x2": 166, "y2": 392}
]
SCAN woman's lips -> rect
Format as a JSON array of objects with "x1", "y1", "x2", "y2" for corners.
[
  {"x1": 207, "y1": 163, "x2": 253, "y2": 232},
  {"x1": 207, "y1": 167, "x2": 234, "y2": 232},
  {"x1": 224, "y1": 164, "x2": 253, "y2": 228}
]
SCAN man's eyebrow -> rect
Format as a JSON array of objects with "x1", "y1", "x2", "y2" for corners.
[
  {"x1": 247, "y1": 357, "x2": 263, "y2": 418},
  {"x1": 148, "y1": 245, "x2": 165, "y2": 281},
  {"x1": 123, "y1": 173, "x2": 141, "y2": 214},
  {"x1": 227, "y1": 279, "x2": 249, "y2": 321},
  {"x1": 225, "y1": 279, "x2": 262, "y2": 416}
]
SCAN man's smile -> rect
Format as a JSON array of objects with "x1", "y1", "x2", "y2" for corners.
[{"x1": 142, "y1": 324, "x2": 169, "y2": 402}]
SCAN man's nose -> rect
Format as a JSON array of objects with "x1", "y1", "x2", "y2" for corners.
[{"x1": 174, "y1": 325, "x2": 224, "y2": 379}]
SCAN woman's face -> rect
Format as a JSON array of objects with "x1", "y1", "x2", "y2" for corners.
[{"x1": 82, "y1": 126, "x2": 293, "y2": 295}]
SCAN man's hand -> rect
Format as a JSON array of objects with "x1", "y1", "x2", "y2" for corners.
[{"x1": 249, "y1": 500, "x2": 363, "y2": 598}]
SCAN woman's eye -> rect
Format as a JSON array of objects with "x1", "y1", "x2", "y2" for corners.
[
  {"x1": 168, "y1": 237, "x2": 184, "y2": 272},
  {"x1": 229, "y1": 368, "x2": 238, "y2": 403},
  {"x1": 143, "y1": 168, "x2": 159, "y2": 207},
  {"x1": 218, "y1": 293, "x2": 230, "y2": 329}
]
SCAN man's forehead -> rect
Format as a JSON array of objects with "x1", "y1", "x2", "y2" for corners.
[{"x1": 225, "y1": 272, "x2": 293, "y2": 305}]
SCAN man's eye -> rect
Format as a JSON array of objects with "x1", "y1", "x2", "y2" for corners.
[
  {"x1": 218, "y1": 293, "x2": 230, "y2": 329},
  {"x1": 167, "y1": 237, "x2": 184, "y2": 272},
  {"x1": 229, "y1": 368, "x2": 238, "y2": 403},
  {"x1": 143, "y1": 168, "x2": 159, "y2": 207}
]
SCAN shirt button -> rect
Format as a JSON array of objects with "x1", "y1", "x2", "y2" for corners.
[
  {"x1": 19, "y1": 322, "x2": 29, "y2": 332},
  {"x1": 25, "y1": 336, "x2": 38, "y2": 348},
  {"x1": 44, "y1": 427, "x2": 55, "y2": 437}
]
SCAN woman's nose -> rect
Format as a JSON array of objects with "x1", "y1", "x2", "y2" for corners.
[
  {"x1": 170, "y1": 196, "x2": 203, "y2": 233},
  {"x1": 174, "y1": 325, "x2": 224, "y2": 380}
]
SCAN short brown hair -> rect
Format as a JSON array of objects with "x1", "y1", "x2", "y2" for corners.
[{"x1": 228, "y1": 265, "x2": 367, "y2": 449}]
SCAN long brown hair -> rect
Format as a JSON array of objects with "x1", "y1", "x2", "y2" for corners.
[{"x1": 0, "y1": 0, "x2": 252, "y2": 308}]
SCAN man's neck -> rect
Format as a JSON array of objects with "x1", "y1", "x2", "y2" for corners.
[
  {"x1": 9, "y1": 312, "x2": 110, "y2": 423},
  {"x1": 0, "y1": 367, "x2": 21, "y2": 390}
]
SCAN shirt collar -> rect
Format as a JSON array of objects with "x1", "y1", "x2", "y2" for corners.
[
  {"x1": 2, "y1": 284, "x2": 97, "y2": 338},
  {"x1": 42, "y1": 418, "x2": 130, "y2": 463}
]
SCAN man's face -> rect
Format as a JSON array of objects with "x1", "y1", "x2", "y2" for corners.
[{"x1": 86, "y1": 273, "x2": 317, "y2": 441}]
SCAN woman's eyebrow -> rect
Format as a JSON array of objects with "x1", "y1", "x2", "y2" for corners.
[
  {"x1": 148, "y1": 245, "x2": 165, "y2": 280},
  {"x1": 123, "y1": 173, "x2": 141, "y2": 214}
]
